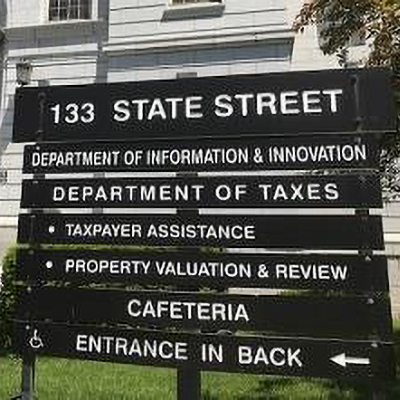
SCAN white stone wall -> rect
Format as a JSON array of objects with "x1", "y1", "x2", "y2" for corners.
[{"x1": 388, "y1": 258, "x2": 400, "y2": 319}]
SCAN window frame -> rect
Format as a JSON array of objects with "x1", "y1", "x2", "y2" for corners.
[{"x1": 45, "y1": 0, "x2": 97, "y2": 23}]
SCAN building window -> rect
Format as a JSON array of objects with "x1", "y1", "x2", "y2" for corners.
[
  {"x1": 49, "y1": 0, "x2": 91, "y2": 22},
  {"x1": 171, "y1": 0, "x2": 222, "y2": 5}
]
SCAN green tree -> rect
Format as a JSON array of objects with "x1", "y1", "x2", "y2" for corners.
[
  {"x1": 295, "y1": 0, "x2": 400, "y2": 196},
  {"x1": 294, "y1": 0, "x2": 400, "y2": 69}
]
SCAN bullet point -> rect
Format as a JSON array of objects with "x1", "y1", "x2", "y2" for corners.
[
  {"x1": 48, "y1": 225, "x2": 55, "y2": 234},
  {"x1": 46, "y1": 261, "x2": 53, "y2": 269}
]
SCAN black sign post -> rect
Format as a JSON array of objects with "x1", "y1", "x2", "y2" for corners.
[
  {"x1": 13, "y1": 69, "x2": 396, "y2": 143},
  {"x1": 15, "y1": 322, "x2": 396, "y2": 381},
  {"x1": 22, "y1": 134, "x2": 381, "y2": 173},
  {"x1": 20, "y1": 174, "x2": 383, "y2": 209},
  {"x1": 12, "y1": 69, "x2": 397, "y2": 400},
  {"x1": 17, "y1": 213, "x2": 385, "y2": 249},
  {"x1": 15, "y1": 249, "x2": 389, "y2": 291},
  {"x1": 16, "y1": 287, "x2": 393, "y2": 336}
]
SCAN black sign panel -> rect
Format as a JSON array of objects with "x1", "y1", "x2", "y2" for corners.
[
  {"x1": 22, "y1": 135, "x2": 380, "y2": 174},
  {"x1": 16, "y1": 287, "x2": 392, "y2": 336},
  {"x1": 20, "y1": 174, "x2": 382, "y2": 209},
  {"x1": 16, "y1": 249, "x2": 389, "y2": 292},
  {"x1": 15, "y1": 322, "x2": 396, "y2": 381},
  {"x1": 17, "y1": 214, "x2": 384, "y2": 250},
  {"x1": 13, "y1": 69, "x2": 396, "y2": 143}
]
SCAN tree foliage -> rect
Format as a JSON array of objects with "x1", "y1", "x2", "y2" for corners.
[
  {"x1": 294, "y1": 0, "x2": 400, "y2": 69},
  {"x1": 295, "y1": 0, "x2": 400, "y2": 198}
]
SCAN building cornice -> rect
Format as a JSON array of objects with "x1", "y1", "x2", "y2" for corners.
[
  {"x1": 4, "y1": 19, "x2": 105, "y2": 38},
  {"x1": 4, "y1": 25, "x2": 295, "y2": 59},
  {"x1": 104, "y1": 27, "x2": 296, "y2": 56}
]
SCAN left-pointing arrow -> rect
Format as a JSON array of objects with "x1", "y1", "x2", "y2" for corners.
[{"x1": 330, "y1": 353, "x2": 370, "y2": 368}]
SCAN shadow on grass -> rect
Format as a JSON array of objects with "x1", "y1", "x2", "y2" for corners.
[
  {"x1": 233, "y1": 377, "x2": 368, "y2": 400},
  {"x1": 231, "y1": 374, "x2": 400, "y2": 400}
]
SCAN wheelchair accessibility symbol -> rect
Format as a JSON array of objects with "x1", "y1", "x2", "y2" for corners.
[{"x1": 29, "y1": 329, "x2": 44, "y2": 349}]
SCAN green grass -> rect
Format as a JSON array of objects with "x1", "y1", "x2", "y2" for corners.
[
  {"x1": 0, "y1": 320, "x2": 399, "y2": 399},
  {"x1": 0, "y1": 354, "x2": 399, "y2": 400},
  {"x1": 0, "y1": 357, "x2": 266, "y2": 400}
]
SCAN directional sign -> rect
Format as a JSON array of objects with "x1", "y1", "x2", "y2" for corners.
[
  {"x1": 15, "y1": 322, "x2": 396, "y2": 380},
  {"x1": 16, "y1": 249, "x2": 389, "y2": 291},
  {"x1": 12, "y1": 68, "x2": 396, "y2": 143},
  {"x1": 20, "y1": 174, "x2": 382, "y2": 209},
  {"x1": 330, "y1": 353, "x2": 371, "y2": 368},
  {"x1": 16, "y1": 287, "x2": 392, "y2": 336},
  {"x1": 17, "y1": 214, "x2": 384, "y2": 249},
  {"x1": 22, "y1": 134, "x2": 381, "y2": 174}
]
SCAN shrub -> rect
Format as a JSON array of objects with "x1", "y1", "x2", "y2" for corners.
[{"x1": 0, "y1": 247, "x2": 17, "y2": 352}]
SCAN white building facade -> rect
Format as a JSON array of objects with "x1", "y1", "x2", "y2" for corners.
[{"x1": 0, "y1": 0, "x2": 399, "y2": 314}]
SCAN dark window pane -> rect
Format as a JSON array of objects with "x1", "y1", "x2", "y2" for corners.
[
  {"x1": 69, "y1": 6, "x2": 79, "y2": 19},
  {"x1": 81, "y1": 1, "x2": 90, "y2": 19},
  {"x1": 59, "y1": 6, "x2": 67, "y2": 20},
  {"x1": 49, "y1": 0, "x2": 91, "y2": 21}
]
